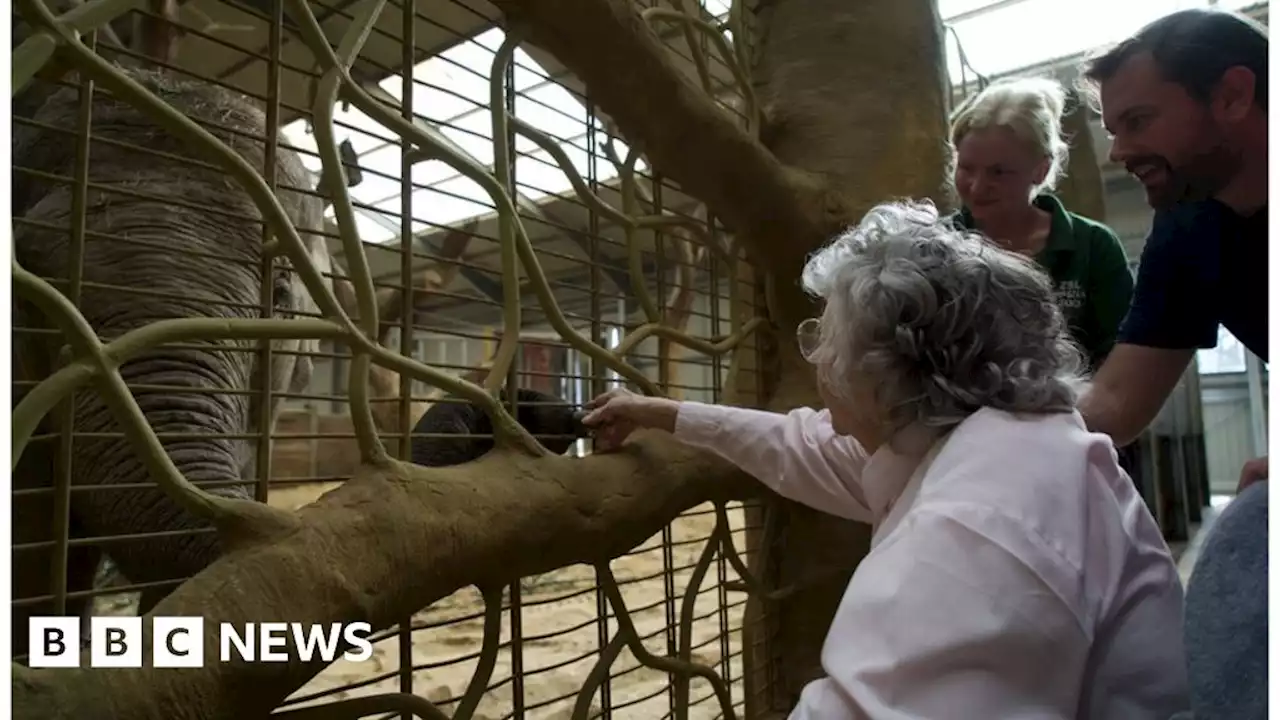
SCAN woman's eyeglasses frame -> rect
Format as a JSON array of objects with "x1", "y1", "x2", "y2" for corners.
[{"x1": 796, "y1": 317, "x2": 822, "y2": 361}]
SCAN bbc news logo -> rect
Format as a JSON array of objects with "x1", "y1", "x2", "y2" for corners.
[{"x1": 29, "y1": 617, "x2": 374, "y2": 668}]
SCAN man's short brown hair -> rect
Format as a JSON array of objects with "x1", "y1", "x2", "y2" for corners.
[{"x1": 1080, "y1": 8, "x2": 1268, "y2": 111}]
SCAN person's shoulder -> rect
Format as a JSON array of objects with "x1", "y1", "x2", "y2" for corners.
[
  {"x1": 1159, "y1": 198, "x2": 1228, "y2": 224},
  {"x1": 934, "y1": 407, "x2": 1099, "y2": 469},
  {"x1": 918, "y1": 409, "x2": 1101, "y2": 507},
  {"x1": 912, "y1": 410, "x2": 1110, "y2": 586},
  {"x1": 1144, "y1": 199, "x2": 1229, "y2": 252},
  {"x1": 923, "y1": 408, "x2": 1164, "y2": 555},
  {"x1": 919, "y1": 407, "x2": 1174, "y2": 564},
  {"x1": 1064, "y1": 210, "x2": 1127, "y2": 255},
  {"x1": 1066, "y1": 211, "x2": 1120, "y2": 242},
  {"x1": 1063, "y1": 207, "x2": 1115, "y2": 234},
  {"x1": 925, "y1": 409, "x2": 1129, "y2": 517},
  {"x1": 1036, "y1": 193, "x2": 1119, "y2": 249}
]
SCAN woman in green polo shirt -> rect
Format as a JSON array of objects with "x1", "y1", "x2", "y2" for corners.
[{"x1": 947, "y1": 76, "x2": 1134, "y2": 372}]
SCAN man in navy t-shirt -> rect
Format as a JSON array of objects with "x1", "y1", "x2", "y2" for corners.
[
  {"x1": 1120, "y1": 202, "x2": 1267, "y2": 368},
  {"x1": 1080, "y1": 9, "x2": 1268, "y2": 450},
  {"x1": 1080, "y1": 9, "x2": 1267, "y2": 720}
]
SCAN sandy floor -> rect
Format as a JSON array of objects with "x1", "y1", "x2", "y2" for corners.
[{"x1": 95, "y1": 481, "x2": 752, "y2": 719}]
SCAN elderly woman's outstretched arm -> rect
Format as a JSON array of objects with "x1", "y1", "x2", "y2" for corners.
[
  {"x1": 582, "y1": 390, "x2": 874, "y2": 523},
  {"x1": 676, "y1": 400, "x2": 874, "y2": 522}
]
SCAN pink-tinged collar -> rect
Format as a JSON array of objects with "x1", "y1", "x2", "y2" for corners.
[
  {"x1": 858, "y1": 424, "x2": 951, "y2": 521},
  {"x1": 857, "y1": 407, "x2": 1089, "y2": 523}
]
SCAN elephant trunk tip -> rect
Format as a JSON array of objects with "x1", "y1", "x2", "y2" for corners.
[{"x1": 571, "y1": 409, "x2": 592, "y2": 439}]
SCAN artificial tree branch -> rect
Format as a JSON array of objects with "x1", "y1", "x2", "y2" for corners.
[
  {"x1": 286, "y1": 0, "x2": 664, "y2": 399},
  {"x1": 657, "y1": 240, "x2": 705, "y2": 396},
  {"x1": 11, "y1": 432, "x2": 761, "y2": 720},
  {"x1": 508, "y1": 110, "x2": 768, "y2": 372},
  {"x1": 488, "y1": 0, "x2": 847, "y2": 265},
  {"x1": 137, "y1": 0, "x2": 183, "y2": 66},
  {"x1": 485, "y1": 33, "x2": 529, "y2": 393},
  {"x1": 660, "y1": 0, "x2": 714, "y2": 96},
  {"x1": 271, "y1": 693, "x2": 448, "y2": 720},
  {"x1": 309, "y1": 0, "x2": 390, "y2": 466},
  {"x1": 640, "y1": 5, "x2": 758, "y2": 133},
  {"x1": 331, "y1": 225, "x2": 473, "y2": 433}
]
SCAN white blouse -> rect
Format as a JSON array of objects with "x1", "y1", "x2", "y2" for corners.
[{"x1": 675, "y1": 402, "x2": 1191, "y2": 719}]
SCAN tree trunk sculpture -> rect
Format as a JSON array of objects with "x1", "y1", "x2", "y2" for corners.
[
  {"x1": 740, "y1": 1, "x2": 952, "y2": 706},
  {"x1": 10, "y1": 0, "x2": 951, "y2": 717},
  {"x1": 1056, "y1": 85, "x2": 1109, "y2": 222}
]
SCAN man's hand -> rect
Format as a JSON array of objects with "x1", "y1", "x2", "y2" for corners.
[
  {"x1": 1238, "y1": 456, "x2": 1268, "y2": 493},
  {"x1": 581, "y1": 388, "x2": 679, "y2": 452}
]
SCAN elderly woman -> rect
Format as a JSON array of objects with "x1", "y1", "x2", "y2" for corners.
[{"x1": 582, "y1": 200, "x2": 1190, "y2": 719}]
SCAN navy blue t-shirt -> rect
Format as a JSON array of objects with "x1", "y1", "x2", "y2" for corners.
[{"x1": 1118, "y1": 199, "x2": 1268, "y2": 362}]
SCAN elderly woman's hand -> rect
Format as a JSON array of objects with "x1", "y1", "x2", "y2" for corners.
[{"x1": 581, "y1": 388, "x2": 679, "y2": 451}]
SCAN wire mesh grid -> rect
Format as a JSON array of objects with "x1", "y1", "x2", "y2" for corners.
[{"x1": 11, "y1": 0, "x2": 777, "y2": 717}]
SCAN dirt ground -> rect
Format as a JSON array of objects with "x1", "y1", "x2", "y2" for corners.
[{"x1": 95, "y1": 481, "x2": 752, "y2": 719}]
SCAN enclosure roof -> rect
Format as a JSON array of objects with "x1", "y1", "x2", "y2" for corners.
[
  {"x1": 942, "y1": 0, "x2": 1267, "y2": 87},
  {"x1": 159, "y1": 0, "x2": 1268, "y2": 327},
  {"x1": 277, "y1": 24, "x2": 661, "y2": 246}
]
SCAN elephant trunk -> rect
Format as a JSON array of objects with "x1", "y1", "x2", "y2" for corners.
[
  {"x1": 11, "y1": 64, "x2": 326, "y2": 656},
  {"x1": 69, "y1": 341, "x2": 255, "y2": 598}
]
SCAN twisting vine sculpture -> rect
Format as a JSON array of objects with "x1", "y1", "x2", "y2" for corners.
[{"x1": 9, "y1": 0, "x2": 778, "y2": 717}]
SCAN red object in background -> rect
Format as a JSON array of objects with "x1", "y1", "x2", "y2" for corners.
[{"x1": 521, "y1": 343, "x2": 553, "y2": 394}]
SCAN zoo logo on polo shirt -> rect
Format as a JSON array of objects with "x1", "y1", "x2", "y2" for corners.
[
  {"x1": 26, "y1": 616, "x2": 374, "y2": 667},
  {"x1": 1054, "y1": 279, "x2": 1086, "y2": 311}
]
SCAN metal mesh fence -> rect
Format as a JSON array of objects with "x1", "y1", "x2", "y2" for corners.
[{"x1": 11, "y1": 0, "x2": 772, "y2": 716}]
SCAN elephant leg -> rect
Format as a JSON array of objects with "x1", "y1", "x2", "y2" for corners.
[
  {"x1": 66, "y1": 515, "x2": 102, "y2": 620},
  {"x1": 12, "y1": 508, "x2": 54, "y2": 662},
  {"x1": 68, "y1": 546, "x2": 102, "y2": 649},
  {"x1": 65, "y1": 515, "x2": 103, "y2": 647},
  {"x1": 11, "y1": 451, "x2": 101, "y2": 662},
  {"x1": 79, "y1": 553, "x2": 146, "y2": 643},
  {"x1": 12, "y1": 442, "x2": 57, "y2": 662}
]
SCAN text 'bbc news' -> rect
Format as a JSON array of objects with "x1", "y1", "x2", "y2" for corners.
[{"x1": 28, "y1": 617, "x2": 374, "y2": 668}]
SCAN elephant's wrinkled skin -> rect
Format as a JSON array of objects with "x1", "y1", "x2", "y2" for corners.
[{"x1": 10, "y1": 66, "x2": 333, "y2": 659}]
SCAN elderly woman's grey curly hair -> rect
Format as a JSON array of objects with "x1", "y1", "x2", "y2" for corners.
[{"x1": 801, "y1": 198, "x2": 1089, "y2": 436}]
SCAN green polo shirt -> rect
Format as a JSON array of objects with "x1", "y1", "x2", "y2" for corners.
[{"x1": 948, "y1": 193, "x2": 1134, "y2": 370}]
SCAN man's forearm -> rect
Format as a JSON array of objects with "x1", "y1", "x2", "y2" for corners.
[
  {"x1": 1078, "y1": 344, "x2": 1194, "y2": 447},
  {"x1": 1078, "y1": 384, "x2": 1141, "y2": 447}
]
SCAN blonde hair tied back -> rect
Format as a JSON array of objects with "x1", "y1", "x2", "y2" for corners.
[{"x1": 949, "y1": 76, "x2": 1071, "y2": 195}]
